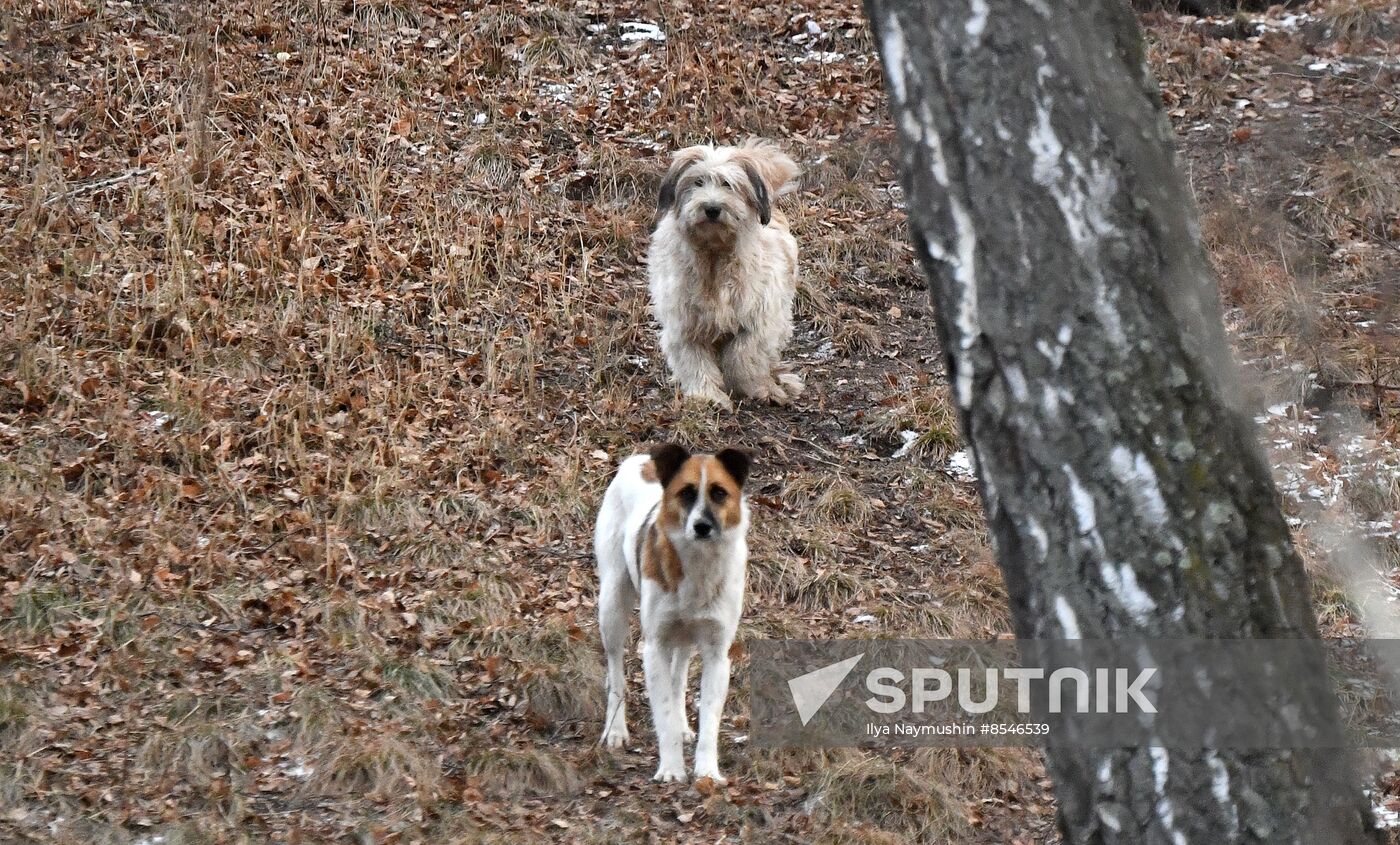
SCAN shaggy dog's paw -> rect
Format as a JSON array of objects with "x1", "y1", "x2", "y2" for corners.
[
  {"x1": 754, "y1": 372, "x2": 803, "y2": 405},
  {"x1": 685, "y1": 384, "x2": 733, "y2": 410},
  {"x1": 601, "y1": 724, "x2": 630, "y2": 749},
  {"x1": 773, "y1": 371, "x2": 804, "y2": 402},
  {"x1": 653, "y1": 763, "x2": 687, "y2": 783}
]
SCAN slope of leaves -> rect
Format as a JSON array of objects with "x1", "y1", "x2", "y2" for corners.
[{"x1": 1, "y1": 0, "x2": 1397, "y2": 842}]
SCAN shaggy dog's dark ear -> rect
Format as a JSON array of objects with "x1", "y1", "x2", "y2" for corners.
[
  {"x1": 714, "y1": 447, "x2": 752, "y2": 488},
  {"x1": 654, "y1": 148, "x2": 705, "y2": 229},
  {"x1": 742, "y1": 162, "x2": 771, "y2": 226},
  {"x1": 649, "y1": 443, "x2": 691, "y2": 487}
]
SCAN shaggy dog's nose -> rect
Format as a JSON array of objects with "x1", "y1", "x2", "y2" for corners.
[{"x1": 704, "y1": 205, "x2": 721, "y2": 221}]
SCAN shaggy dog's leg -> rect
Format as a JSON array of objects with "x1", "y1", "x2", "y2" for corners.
[
  {"x1": 692, "y1": 641, "x2": 732, "y2": 784},
  {"x1": 644, "y1": 639, "x2": 687, "y2": 782},
  {"x1": 660, "y1": 326, "x2": 732, "y2": 408},
  {"x1": 721, "y1": 331, "x2": 804, "y2": 404}
]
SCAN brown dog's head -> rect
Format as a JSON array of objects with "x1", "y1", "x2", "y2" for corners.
[
  {"x1": 649, "y1": 443, "x2": 752, "y2": 543},
  {"x1": 653, "y1": 140, "x2": 800, "y2": 250}
]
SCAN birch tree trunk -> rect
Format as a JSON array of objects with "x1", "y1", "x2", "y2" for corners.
[{"x1": 864, "y1": 1, "x2": 1379, "y2": 841}]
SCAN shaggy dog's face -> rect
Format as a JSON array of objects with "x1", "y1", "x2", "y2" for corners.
[{"x1": 656, "y1": 148, "x2": 771, "y2": 252}]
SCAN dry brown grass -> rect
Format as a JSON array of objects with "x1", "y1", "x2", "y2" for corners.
[
  {"x1": 5, "y1": 0, "x2": 1398, "y2": 841},
  {"x1": 1318, "y1": 0, "x2": 1396, "y2": 44},
  {"x1": 0, "y1": 0, "x2": 1022, "y2": 839}
]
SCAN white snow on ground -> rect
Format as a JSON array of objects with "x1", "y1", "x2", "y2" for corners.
[
  {"x1": 892, "y1": 430, "x2": 920, "y2": 459},
  {"x1": 946, "y1": 449, "x2": 975, "y2": 481},
  {"x1": 541, "y1": 82, "x2": 574, "y2": 103},
  {"x1": 1307, "y1": 58, "x2": 1361, "y2": 75},
  {"x1": 1255, "y1": 391, "x2": 1400, "y2": 538},
  {"x1": 1241, "y1": 11, "x2": 1313, "y2": 33},
  {"x1": 142, "y1": 410, "x2": 174, "y2": 431},
  {"x1": 792, "y1": 51, "x2": 847, "y2": 65},
  {"x1": 1370, "y1": 789, "x2": 1400, "y2": 829},
  {"x1": 619, "y1": 21, "x2": 666, "y2": 43}
]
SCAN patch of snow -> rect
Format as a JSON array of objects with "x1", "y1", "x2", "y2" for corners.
[
  {"x1": 1370, "y1": 790, "x2": 1400, "y2": 829},
  {"x1": 792, "y1": 51, "x2": 846, "y2": 65},
  {"x1": 1255, "y1": 12, "x2": 1312, "y2": 32},
  {"x1": 143, "y1": 411, "x2": 174, "y2": 430},
  {"x1": 892, "y1": 430, "x2": 920, "y2": 459},
  {"x1": 541, "y1": 82, "x2": 574, "y2": 103},
  {"x1": 620, "y1": 21, "x2": 666, "y2": 43},
  {"x1": 947, "y1": 449, "x2": 975, "y2": 481},
  {"x1": 853, "y1": 614, "x2": 875, "y2": 624},
  {"x1": 1375, "y1": 804, "x2": 1400, "y2": 829}
]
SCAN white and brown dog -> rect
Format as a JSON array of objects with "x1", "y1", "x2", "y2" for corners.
[
  {"x1": 594, "y1": 443, "x2": 751, "y2": 784},
  {"x1": 647, "y1": 140, "x2": 803, "y2": 409}
]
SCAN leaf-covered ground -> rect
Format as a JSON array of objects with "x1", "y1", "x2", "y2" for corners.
[{"x1": 1, "y1": 1, "x2": 1398, "y2": 842}]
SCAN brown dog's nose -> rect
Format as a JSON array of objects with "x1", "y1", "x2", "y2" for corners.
[{"x1": 704, "y1": 205, "x2": 721, "y2": 221}]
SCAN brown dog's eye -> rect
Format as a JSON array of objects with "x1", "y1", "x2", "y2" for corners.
[
  {"x1": 709, "y1": 485, "x2": 728, "y2": 503},
  {"x1": 678, "y1": 484, "x2": 698, "y2": 505}
]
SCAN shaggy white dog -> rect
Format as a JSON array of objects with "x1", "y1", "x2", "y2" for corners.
[{"x1": 647, "y1": 140, "x2": 803, "y2": 409}]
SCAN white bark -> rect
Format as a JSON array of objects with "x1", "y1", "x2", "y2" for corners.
[{"x1": 865, "y1": 1, "x2": 1379, "y2": 841}]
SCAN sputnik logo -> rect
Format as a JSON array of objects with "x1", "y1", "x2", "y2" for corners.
[{"x1": 787, "y1": 653, "x2": 864, "y2": 726}]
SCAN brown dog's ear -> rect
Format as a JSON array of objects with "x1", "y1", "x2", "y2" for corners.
[
  {"x1": 654, "y1": 147, "x2": 705, "y2": 229},
  {"x1": 741, "y1": 162, "x2": 771, "y2": 226},
  {"x1": 649, "y1": 443, "x2": 690, "y2": 487},
  {"x1": 714, "y1": 447, "x2": 752, "y2": 488}
]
